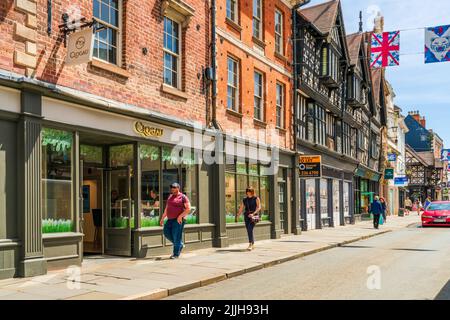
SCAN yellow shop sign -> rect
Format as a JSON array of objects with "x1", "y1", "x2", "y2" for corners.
[{"x1": 134, "y1": 121, "x2": 164, "y2": 138}]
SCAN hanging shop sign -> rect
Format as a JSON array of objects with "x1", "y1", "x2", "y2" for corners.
[
  {"x1": 298, "y1": 155, "x2": 322, "y2": 179},
  {"x1": 134, "y1": 121, "x2": 164, "y2": 138},
  {"x1": 384, "y1": 168, "x2": 394, "y2": 180},
  {"x1": 394, "y1": 177, "x2": 408, "y2": 186},
  {"x1": 66, "y1": 28, "x2": 94, "y2": 66},
  {"x1": 387, "y1": 153, "x2": 397, "y2": 162},
  {"x1": 442, "y1": 149, "x2": 450, "y2": 161}
]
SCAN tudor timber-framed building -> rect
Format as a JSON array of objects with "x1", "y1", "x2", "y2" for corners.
[{"x1": 293, "y1": 0, "x2": 386, "y2": 229}]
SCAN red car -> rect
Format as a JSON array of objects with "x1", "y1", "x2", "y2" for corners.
[{"x1": 421, "y1": 201, "x2": 450, "y2": 227}]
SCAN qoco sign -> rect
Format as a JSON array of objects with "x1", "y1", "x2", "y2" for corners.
[{"x1": 66, "y1": 28, "x2": 94, "y2": 66}]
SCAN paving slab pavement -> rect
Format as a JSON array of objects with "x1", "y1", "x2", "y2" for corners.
[{"x1": 0, "y1": 215, "x2": 419, "y2": 300}]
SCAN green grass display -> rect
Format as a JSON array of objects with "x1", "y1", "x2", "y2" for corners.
[
  {"x1": 42, "y1": 219, "x2": 73, "y2": 233},
  {"x1": 109, "y1": 217, "x2": 135, "y2": 229},
  {"x1": 111, "y1": 215, "x2": 199, "y2": 229},
  {"x1": 141, "y1": 216, "x2": 160, "y2": 228}
]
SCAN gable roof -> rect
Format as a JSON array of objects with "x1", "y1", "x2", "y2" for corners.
[
  {"x1": 299, "y1": 0, "x2": 340, "y2": 35},
  {"x1": 346, "y1": 33, "x2": 362, "y2": 66}
]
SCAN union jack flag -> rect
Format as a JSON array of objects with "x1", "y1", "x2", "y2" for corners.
[{"x1": 370, "y1": 31, "x2": 400, "y2": 68}]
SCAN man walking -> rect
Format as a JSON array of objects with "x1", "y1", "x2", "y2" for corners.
[
  {"x1": 370, "y1": 196, "x2": 383, "y2": 229},
  {"x1": 160, "y1": 183, "x2": 191, "y2": 259}
]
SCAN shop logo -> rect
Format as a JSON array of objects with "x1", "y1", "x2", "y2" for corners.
[
  {"x1": 134, "y1": 121, "x2": 164, "y2": 138},
  {"x1": 75, "y1": 36, "x2": 86, "y2": 50}
]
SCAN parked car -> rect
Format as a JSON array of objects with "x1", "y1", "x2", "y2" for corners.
[{"x1": 421, "y1": 201, "x2": 450, "y2": 227}]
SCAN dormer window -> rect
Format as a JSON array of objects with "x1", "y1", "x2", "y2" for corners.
[{"x1": 321, "y1": 46, "x2": 339, "y2": 87}]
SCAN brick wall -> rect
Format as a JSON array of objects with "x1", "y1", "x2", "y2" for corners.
[
  {"x1": 215, "y1": 0, "x2": 294, "y2": 150},
  {"x1": 0, "y1": 0, "x2": 209, "y2": 124}
]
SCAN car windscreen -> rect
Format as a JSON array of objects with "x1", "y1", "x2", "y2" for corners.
[{"x1": 427, "y1": 203, "x2": 450, "y2": 211}]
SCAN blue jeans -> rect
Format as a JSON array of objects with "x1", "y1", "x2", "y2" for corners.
[
  {"x1": 163, "y1": 219, "x2": 185, "y2": 257},
  {"x1": 244, "y1": 215, "x2": 255, "y2": 244}
]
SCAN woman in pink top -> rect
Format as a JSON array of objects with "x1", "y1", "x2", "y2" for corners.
[{"x1": 160, "y1": 183, "x2": 191, "y2": 259}]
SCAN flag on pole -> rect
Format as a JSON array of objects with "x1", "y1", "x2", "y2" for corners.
[
  {"x1": 425, "y1": 25, "x2": 450, "y2": 64},
  {"x1": 370, "y1": 31, "x2": 400, "y2": 68}
]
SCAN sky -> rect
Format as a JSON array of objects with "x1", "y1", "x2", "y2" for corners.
[{"x1": 309, "y1": 0, "x2": 450, "y2": 147}]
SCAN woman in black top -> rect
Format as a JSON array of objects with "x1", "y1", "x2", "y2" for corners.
[{"x1": 237, "y1": 187, "x2": 261, "y2": 251}]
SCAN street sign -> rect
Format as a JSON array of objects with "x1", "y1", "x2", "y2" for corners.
[
  {"x1": 394, "y1": 176, "x2": 408, "y2": 186},
  {"x1": 66, "y1": 28, "x2": 94, "y2": 66},
  {"x1": 384, "y1": 168, "x2": 394, "y2": 180},
  {"x1": 298, "y1": 155, "x2": 322, "y2": 178},
  {"x1": 387, "y1": 153, "x2": 397, "y2": 161}
]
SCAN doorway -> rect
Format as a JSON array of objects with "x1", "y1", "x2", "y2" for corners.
[{"x1": 80, "y1": 139, "x2": 135, "y2": 258}]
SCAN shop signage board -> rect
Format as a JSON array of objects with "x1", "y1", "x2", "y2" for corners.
[
  {"x1": 394, "y1": 176, "x2": 408, "y2": 186},
  {"x1": 134, "y1": 121, "x2": 164, "y2": 138},
  {"x1": 441, "y1": 149, "x2": 450, "y2": 161},
  {"x1": 66, "y1": 28, "x2": 94, "y2": 66},
  {"x1": 299, "y1": 155, "x2": 322, "y2": 178},
  {"x1": 384, "y1": 168, "x2": 394, "y2": 180}
]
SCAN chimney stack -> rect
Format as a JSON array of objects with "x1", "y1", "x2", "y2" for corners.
[{"x1": 420, "y1": 117, "x2": 426, "y2": 128}]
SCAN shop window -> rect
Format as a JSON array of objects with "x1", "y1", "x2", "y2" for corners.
[
  {"x1": 140, "y1": 145, "x2": 161, "y2": 228},
  {"x1": 41, "y1": 128, "x2": 73, "y2": 233},
  {"x1": 333, "y1": 180, "x2": 341, "y2": 223},
  {"x1": 225, "y1": 161, "x2": 271, "y2": 224},
  {"x1": 305, "y1": 179, "x2": 316, "y2": 228},
  {"x1": 109, "y1": 144, "x2": 134, "y2": 167},
  {"x1": 93, "y1": 0, "x2": 121, "y2": 65},
  {"x1": 320, "y1": 179, "x2": 328, "y2": 220},
  {"x1": 343, "y1": 182, "x2": 350, "y2": 217},
  {"x1": 80, "y1": 145, "x2": 103, "y2": 165},
  {"x1": 162, "y1": 147, "x2": 198, "y2": 225}
]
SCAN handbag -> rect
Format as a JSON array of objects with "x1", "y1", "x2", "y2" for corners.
[
  {"x1": 251, "y1": 214, "x2": 261, "y2": 224},
  {"x1": 379, "y1": 214, "x2": 384, "y2": 225}
]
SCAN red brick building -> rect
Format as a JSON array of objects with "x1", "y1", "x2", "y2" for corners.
[{"x1": 0, "y1": 0, "x2": 303, "y2": 279}]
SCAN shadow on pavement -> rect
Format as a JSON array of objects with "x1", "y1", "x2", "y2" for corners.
[
  {"x1": 216, "y1": 249, "x2": 249, "y2": 253},
  {"x1": 435, "y1": 280, "x2": 450, "y2": 300},
  {"x1": 339, "y1": 245, "x2": 374, "y2": 249},
  {"x1": 390, "y1": 248, "x2": 437, "y2": 252}
]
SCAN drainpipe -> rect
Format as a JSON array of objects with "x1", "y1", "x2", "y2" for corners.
[{"x1": 210, "y1": 0, "x2": 219, "y2": 130}]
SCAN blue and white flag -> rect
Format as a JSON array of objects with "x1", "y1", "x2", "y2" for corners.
[{"x1": 425, "y1": 25, "x2": 450, "y2": 64}]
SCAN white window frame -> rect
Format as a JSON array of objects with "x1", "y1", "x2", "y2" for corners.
[
  {"x1": 226, "y1": 0, "x2": 238, "y2": 23},
  {"x1": 92, "y1": 0, "x2": 122, "y2": 66},
  {"x1": 274, "y1": 9, "x2": 283, "y2": 55},
  {"x1": 254, "y1": 71, "x2": 264, "y2": 121},
  {"x1": 253, "y1": 0, "x2": 263, "y2": 40},
  {"x1": 276, "y1": 81, "x2": 284, "y2": 128},
  {"x1": 227, "y1": 56, "x2": 239, "y2": 111},
  {"x1": 163, "y1": 15, "x2": 182, "y2": 89}
]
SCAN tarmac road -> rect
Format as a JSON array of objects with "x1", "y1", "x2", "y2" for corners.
[{"x1": 166, "y1": 224, "x2": 450, "y2": 300}]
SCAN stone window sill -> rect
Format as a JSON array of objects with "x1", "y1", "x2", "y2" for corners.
[
  {"x1": 274, "y1": 51, "x2": 288, "y2": 62},
  {"x1": 160, "y1": 83, "x2": 188, "y2": 100},
  {"x1": 254, "y1": 118, "x2": 267, "y2": 128},
  {"x1": 90, "y1": 59, "x2": 130, "y2": 78},
  {"x1": 225, "y1": 18, "x2": 242, "y2": 33},
  {"x1": 226, "y1": 108, "x2": 243, "y2": 118},
  {"x1": 276, "y1": 126, "x2": 287, "y2": 133},
  {"x1": 252, "y1": 36, "x2": 266, "y2": 49}
]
